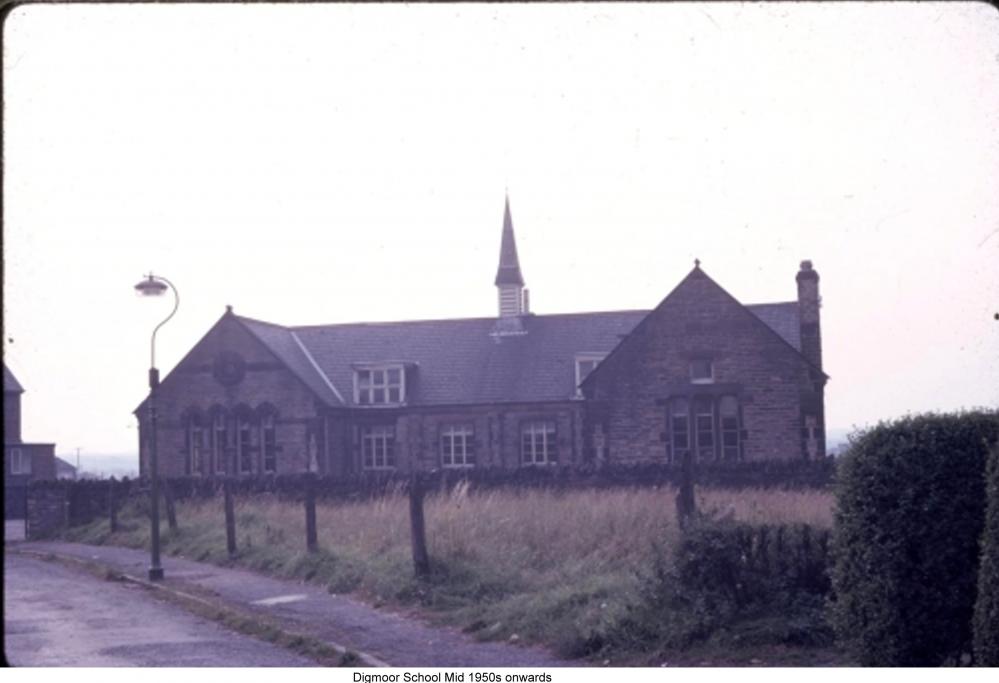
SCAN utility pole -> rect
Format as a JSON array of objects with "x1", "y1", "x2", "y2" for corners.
[{"x1": 75, "y1": 447, "x2": 81, "y2": 480}]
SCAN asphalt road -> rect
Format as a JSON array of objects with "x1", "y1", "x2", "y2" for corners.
[
  {"x1": 3, "y1": 553, "x2": 313, "y2": 666},
  {"x1": 22, "y1": 541, "x2": 566, "y2": 667}
]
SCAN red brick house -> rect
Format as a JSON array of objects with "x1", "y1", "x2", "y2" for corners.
[
  {"x1": 4, "y1": 364, "x2": 57, "y2": 517},
  {"x1": 135, "y1": 199, "x2": 826, "y2": 477}
]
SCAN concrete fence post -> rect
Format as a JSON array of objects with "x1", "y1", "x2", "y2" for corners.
[
  {"x1": 408, "y1": 474, "x2": 431, "y2": 578},
  {"x1": 224, "y1": 480, "x2": 237, "y2": 558},
  {"x1": 305, "y1": 474, "x2": 318, "y2": 553}
]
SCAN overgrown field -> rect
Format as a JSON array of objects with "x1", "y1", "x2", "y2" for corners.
[{"x1": 61, "y1": 485, "x2": 838, "y2": 664}]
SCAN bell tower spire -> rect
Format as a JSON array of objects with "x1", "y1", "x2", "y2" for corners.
[{"x1": 494, "y1": 194, "x2": 526, "y2": 317}]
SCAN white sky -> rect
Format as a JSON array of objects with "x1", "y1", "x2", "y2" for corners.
[{"x1": 3, "y1": 2, "x2": 998, "y2": 456}]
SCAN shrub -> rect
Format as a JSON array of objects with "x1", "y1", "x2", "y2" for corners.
[
  {"x1": 831, "y1": 410, "x2": 999, "y2": 666},
  {"x1": 611, "y1": 517, "x2": 833, "y2": 652},
  {"x1": 974, "y1": 444, "x2": 999, "y2": 666}
]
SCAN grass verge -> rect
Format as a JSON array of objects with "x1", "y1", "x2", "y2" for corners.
[{"x1": 59, "y1": 484, "x2": 840, "y2": 664}]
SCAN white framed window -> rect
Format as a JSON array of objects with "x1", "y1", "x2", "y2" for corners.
[
  {"x1": 354, "y1": 365, "x2": 406, "y2": 405},
  {"x1": 186, "y1": 418, "x2": 204, "y2": 476},
  {"x1": 720, "y1": 396, "x2": 741, "y2": 461},
  {"x1": 261, "y1": 413, "x2": 277, "y2": 474},
  {"x1": 690, "y1": 360, "x2": 714, "y2": 384},
  {"x1": 521, "y1": 420, "x2": 557, "y2": 465},
  {"x1": 441, "y1": 424, "x2": 475, "y2": 468},
  {"x1": 10, "y1": 448, "x2": 30, "y2": 475},
  {"x1": 669, "y1": 395, "x2": 742, "y2": 463},
  {"x1": 669, "y1": 398, "x2": 690, "y2": 463},
  {"x1": 693, "y1": 396, "x2": 716, "y2": 461},
  {"x1": 237, "y1": 415, "x2": 254, "y2": 475},
  {"x1": 574, "y1": 353, "x2": 607, "y2": 396},
  {"x1": 361, "y1": 425, "x2": 396, "y2": 470},
  {"x1": 212, "y1": 412, "x2": 227, "y2": 475}
]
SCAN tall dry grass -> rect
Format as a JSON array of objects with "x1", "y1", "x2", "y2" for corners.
[{"x1": 64, "y1": 484, "x2": 833, "y2": 657}]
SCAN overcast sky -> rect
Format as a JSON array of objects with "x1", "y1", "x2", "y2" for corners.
[{"x1": 3, "y1": 2, "x2": 998, "y2": 457}]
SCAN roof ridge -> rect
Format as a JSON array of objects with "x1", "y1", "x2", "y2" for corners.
[
  {"x1": 745, "y1": 300, "x2": 799, "y2": 308},
  {"x1": 289, "y1": 309, "x2": 652, "y2": 331},
  {"x1": 233, "y1": 314, "x2": 289, "y2": 330}
]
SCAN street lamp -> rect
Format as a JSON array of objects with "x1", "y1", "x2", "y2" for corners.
[{"x1": 134, "y1": 273, "x2": 179, "y2": 581}]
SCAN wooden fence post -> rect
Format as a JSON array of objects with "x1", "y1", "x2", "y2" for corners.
[
  {"x1": 163, "y1": 479, "x2": 178, "y2": 532},
  {"x1": 676, "y1": 450, "x2": 697, "y2": 531},
  {"x1": 409, "y1": 474, "x2": 431, "y2": 578},
  {"x1": 305, "y1": 475, "x2": 318, "y2": 553},
  {"x1": 108, "y1": 479, "x2": 118, "y2": 533},
  {"x1": 224, "y1": 480, "x2": 237, "y2": 558}
]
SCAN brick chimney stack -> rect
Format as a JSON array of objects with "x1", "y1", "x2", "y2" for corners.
[{"x1": 796, "y1": 260, "x2": 822, "y2": 369}]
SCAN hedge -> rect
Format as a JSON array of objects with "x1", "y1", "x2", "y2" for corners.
[
  {"x1": 831, "y1": 410, "x2": 999, "y2": 666},
  {"x1": 974, "y1": 444, "x2": 999, "y2": 665},
  {"x1": 612, "y1": 517, "x2": 833, "y2": 652}
]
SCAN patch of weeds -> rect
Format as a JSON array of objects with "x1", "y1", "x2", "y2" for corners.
[{"x1": 338, "y1": 650, "x2": 360, "y2": 666}]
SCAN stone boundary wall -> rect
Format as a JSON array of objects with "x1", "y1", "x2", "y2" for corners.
[{"x1": 26, "y1": 483, "x2": 68, "y2": 539}]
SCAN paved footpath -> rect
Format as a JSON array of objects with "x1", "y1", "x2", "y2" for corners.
[
  {"x1": 4, "y1": 553, "x2": 313, "y2": 666},
  {"x1": 11, "y1": 541, "x2": 567, "y2": 668}
]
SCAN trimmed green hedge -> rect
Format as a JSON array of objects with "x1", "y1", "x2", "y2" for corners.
[
  {"x1": 974, "y1": 444, "x2": 999, "y2": 666},
  {"x1": 831, "y1": 411, "x2": 999, "y2": 666}
]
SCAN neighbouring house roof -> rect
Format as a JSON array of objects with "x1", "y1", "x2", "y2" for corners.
[
  {"x1": 54, "y1": 457, "x2": 77, "y2": 478},
  {"x1": 4, "y1": 364, "x2": 24, "y2": 394},
  {"x1": 233, "y1": 300, "x2": 802, "y2": 408}
]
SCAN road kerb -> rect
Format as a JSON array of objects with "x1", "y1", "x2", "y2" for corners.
[{"x1": 11, "y1": 547, "x2": 390, "y2": 668}]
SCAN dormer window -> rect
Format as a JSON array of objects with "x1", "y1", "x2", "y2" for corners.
[
  {"x1": 575, "y1": 353, "x2": 607, "y2": 396},
  {"x1": 355, "y1": 365, "x2": 406, "y2": 405},
  {"x1": 690, "y1": 360, "x2": 714, "y2": 384}
]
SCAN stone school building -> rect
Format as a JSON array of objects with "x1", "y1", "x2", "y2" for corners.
[{"x1": 135, "y1": 201, "x2": 827, "y2": 478}]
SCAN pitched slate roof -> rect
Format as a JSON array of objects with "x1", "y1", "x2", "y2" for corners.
[
  {"x1": 236, "y1": 316, "x2": 345, "y2": 406},
  {"x1": 289, "y1": 311, "x2": 645, "y2": 407},
  {"x1": 743, "y1": 302, "x2": 801, "y2": 352},
  {"x1": 4, "y1": 364, "x2": 24, "y2": 394},
  {"x1": 235, "y1": 301, "x2": 801, "y2": 408}
]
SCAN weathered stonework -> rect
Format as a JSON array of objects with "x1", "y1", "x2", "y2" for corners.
[
  {"x1": 135, "y1": 205, "x2": 825, "y2": 475},
  {"x1": 583, "y1": 267, "x2": 825, "y2": 462}
]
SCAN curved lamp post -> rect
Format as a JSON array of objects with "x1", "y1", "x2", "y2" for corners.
[{"x1": 134, "y1": 273, "x2": 179, "y2": 581}]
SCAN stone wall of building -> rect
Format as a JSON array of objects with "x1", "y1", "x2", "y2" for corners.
[
  {"x1": 586, "y1": 269, "x2": 825, "y2": 462},
  {"x1": 328, "y1": 401, "x2": 585, "y2": 474},
  {"x1": 139, "y1": 313, "x2": 326, "y2": 478}
]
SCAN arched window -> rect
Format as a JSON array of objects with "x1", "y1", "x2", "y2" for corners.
[
  {"x1": 720, "y1": 396, "x2": 741, "y2": 461},
  {"x1": 210, "y1": 408, "x2": 227, "y2": 475},
  {"x1": 236, "y1": 410, "x2": 254, "y2": 475},
  {"x1": 260, "y1": 412, "x2": 277, "y2": 474},
  {"x1": 185, "y1": 410, "x2": 204, "y2": 476}
]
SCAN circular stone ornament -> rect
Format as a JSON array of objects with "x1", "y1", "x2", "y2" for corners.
[{"x1": 213, "y1": 351, "x2": 246, "y2": 387}]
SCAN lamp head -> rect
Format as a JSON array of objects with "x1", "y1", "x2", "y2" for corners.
[{"x1": 134, "y1": 274, "x2": 168, "y2": 297}]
